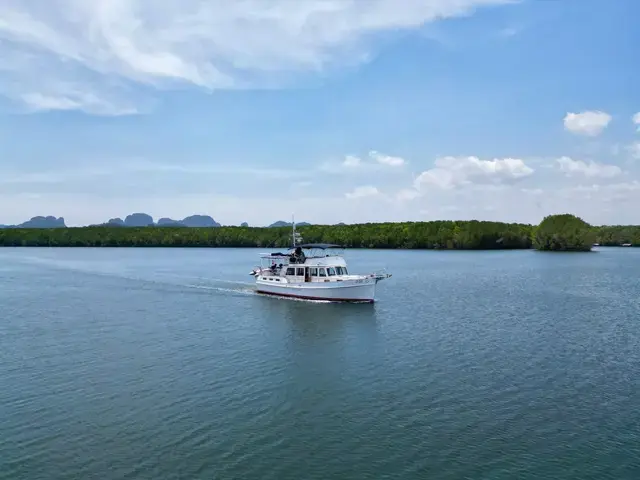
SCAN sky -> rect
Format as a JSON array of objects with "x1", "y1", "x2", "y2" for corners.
[{"x1": 0, "y1": 0, "x2": 639, "y2": 227}]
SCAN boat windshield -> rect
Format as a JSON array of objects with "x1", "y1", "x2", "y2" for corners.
[
  {"x1": 336, "y1": 266, "x2": 348, "y2": 275},
  {"x1": 295, "y1": 244, "x2": 345, "y2": 258}
]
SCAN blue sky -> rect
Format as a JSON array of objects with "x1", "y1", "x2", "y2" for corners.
[{"x1": 1, "y1": 0, "x2": 639, "y2": 226}]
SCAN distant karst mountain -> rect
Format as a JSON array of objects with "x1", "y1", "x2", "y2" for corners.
[
  {"x1": 269, "y1": 220, "x2": 311, "y2": 227},
  {"x1": 157, "y1": 217, "x2": 185, "y2": 227},
  {"x1": 0, "y1": 216, "x2": 66, "y2": 228},
  {"x1": 92, "y1": 213, "x2": 222, "y2": 228},
  {"x1": 1, "y1": 213, "x2": 247, "y2": 229},
  {"x1": 124, "y1": 213, "x2": 154, "y2": 227},
  {"x1": 181, "y1": 215, "x2": 221, "y2": 227},
  {"x1": 156, "y1": 215, "x2": 221, "y2": 227},
  {"x1": 240, "y1": 222, "x2": 249, "y2": 227}
]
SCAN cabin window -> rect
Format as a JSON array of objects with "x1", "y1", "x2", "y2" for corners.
[
  {"x1": 296, "y1": 267, "x2": 305, "y2": 276},
  {"x1": 327, "y1": 267, "x2": 336, "y2": 276},
  {"x1": 319, "y1": 268, "x2": 327, "y2": 277},
  {"x1": 286, "y1": 267, "x2": 295, "y2": 276},
  {"x1": 336, "y1": 267, "x2": 345, "y2": 275},
  {"x1": 310, "y1": 268, "x2": 318, "y2": 276}
]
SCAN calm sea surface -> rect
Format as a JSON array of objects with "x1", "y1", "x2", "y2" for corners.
[{"x1": 1, "y1": 247, "x2": 639, "y2": 479}]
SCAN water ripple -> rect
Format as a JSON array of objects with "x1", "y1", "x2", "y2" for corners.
[{"x1": 1, "y1": 248, "x2": 640, "y2": 479}]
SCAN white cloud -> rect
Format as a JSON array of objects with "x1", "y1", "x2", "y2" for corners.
[
  {"x1": 342, "y1": 155, "x2": 362, "y2": 168},
  {"x1": 555, "y1": 156, "x2": 621, "y2": 178},
  {"x1": 559, "y1": 181, "x2": 640, "y2": 205},
  {"x1": 563, "y1": 111, "x2": 612, "y2": 136},
  {"x1": 323, "y1": 150, "x2": 406, "y2": 172},
  {"x1": 498, "y1": 26, "x2": 520, "y2": 37},
  {"x1": 7, "y1": 170, "x2": 640, "y2": 227},
  {"x1": 628, "y1": 142, "x2": 640, "y2": 160},
  {"x1": 20, "y1": 91, "x2": 138, "y2": 116},
  {"x1": 369, "y1": 150, "x2": 405, "y2": 167},
  {"x1": 345, "y1": 185, "x2": 380, "y2": 199},
  {"x1": 0, "y1": 0, "x2": 515, "y2": 114},
  {"x1": 414, "y1": 156, "x2": 534, "y2": 190},
  {"x1": 0, "y1": 159, "x2": 310, "y2": 186},
  {"x1": 633, "y1": 112, "x2": 640, "y2": 131},
  {"x1": 396, "y1": 188, "x2": 422, "y2": 201},
  {"x1": 563, "y1": 182, "x2": 640, "y2": 195}
]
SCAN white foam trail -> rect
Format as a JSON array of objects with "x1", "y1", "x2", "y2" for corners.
[
  {"x1": 184, "y1": 284, "x2": 256, "y2": 296},
  {"x1": 203, "y1": 278, "x2": 254, "y2": 286}
]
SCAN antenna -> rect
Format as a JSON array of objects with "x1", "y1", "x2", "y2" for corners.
[{"x1": 291, "y1": 213, "x2": 302, "y2": 247}]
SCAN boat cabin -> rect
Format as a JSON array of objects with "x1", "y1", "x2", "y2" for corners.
[{"x1": 257, "y1": 243, "x2": 353, "y2": 284}]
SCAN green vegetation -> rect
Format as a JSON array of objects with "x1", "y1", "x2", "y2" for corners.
[
  {"x1": 0, "y1": 214, "x2": 638, "y2": 250},
  {"x1": 532, "y1": 214, "x2": 595, "y2": 252},
  {"x1": 0, "y1": 220, "x2": 531, "y2": 249},
  {"x1": 593, "y1": 225, "x2": 640, "y2": 246}
]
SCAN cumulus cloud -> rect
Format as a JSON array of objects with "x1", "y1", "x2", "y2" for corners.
[
  {"x1": 369, "y1": 150, "x2": 405, "y2": 167},
  {"x1": 414, "y1": 156, "x2": 533, "y2": 190},
  {"x1": 342, "y1": 155, "x2": 362, "y2": 168},
  {"x1": 0, "y1": 0, "x2": 514, "y2": 114},
  {"x1": 396, "y1": 188, "x2": 422, "y2": 201},
  {"x1": 555, "y1": 156, "x2": 621, "y2": 178},
  {"x1": 563, "y1": 111, "x2": 612, "y2": 136},
  {"x1": 345, "y1": 185, "x2": 380, "y2": 199},
  {"x1": 323, "y1": 150, "x2": 406, "y2": 172},
  {"x1": 633, "y1": 112, "x2": 640, "y2": 131},
  {"x1": 559, "y1": 181, "x2": 640, "y2": 206}
]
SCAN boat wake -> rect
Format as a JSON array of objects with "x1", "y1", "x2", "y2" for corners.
[
  {"x1": 183, "y1": 283, "x2": 368, "y2": 304},
  {"x1": 7, "y1": 254, "x2": 376, "y2": 303},
  {"x1": 184, "y1": 282, "x2": 256, "y2": 297}
]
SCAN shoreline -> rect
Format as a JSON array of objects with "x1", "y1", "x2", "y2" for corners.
[{"x1": 0, "y1": 218, "x2": 638, "y2": 250}]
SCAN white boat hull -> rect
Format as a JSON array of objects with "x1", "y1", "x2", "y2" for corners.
[{"x1": 255, "y1": 278, "x2": 378, "y2": 303}]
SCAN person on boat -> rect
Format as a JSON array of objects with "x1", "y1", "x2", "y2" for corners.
[{"x1": 295, "y1": 246, "x2": 306, "y2": 264}]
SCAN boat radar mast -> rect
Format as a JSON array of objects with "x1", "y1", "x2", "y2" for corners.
[{"x1": 292, "y1": 214, "x2": 303, "y2": 247}]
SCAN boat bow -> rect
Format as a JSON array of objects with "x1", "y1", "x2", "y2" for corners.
[{"x1": 370, "y1": 270, "x2": 392, "y2": 282}]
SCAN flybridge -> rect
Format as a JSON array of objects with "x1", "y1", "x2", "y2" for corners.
[
  {"x1": 297, "y1": 243, "x2": 343, "y2": 249},
  {"x1": 260, "y1": 244, "x2": 344, "y2": 260}
]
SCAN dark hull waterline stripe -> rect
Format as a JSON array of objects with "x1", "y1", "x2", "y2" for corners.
[{"x1": 256, "y1": 290, "x2": 374, "y2": 303}]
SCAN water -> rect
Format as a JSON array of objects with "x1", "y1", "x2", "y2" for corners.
[{"x1": 1, "y1": 247, "x2": 639, "y2": 479}]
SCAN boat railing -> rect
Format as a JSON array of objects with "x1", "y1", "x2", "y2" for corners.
[{"x1": 369, "y1": 268, "x2": 392, "y2": 281}]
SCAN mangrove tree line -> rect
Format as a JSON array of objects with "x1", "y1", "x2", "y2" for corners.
[{"x1": 0, "y1": 214, "x2": 637, "y2": 250}]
